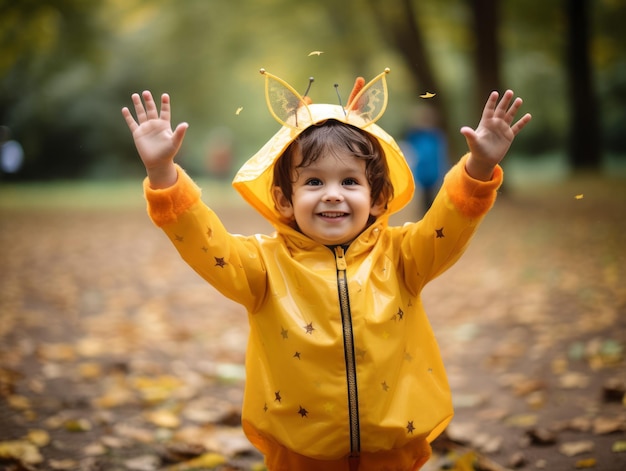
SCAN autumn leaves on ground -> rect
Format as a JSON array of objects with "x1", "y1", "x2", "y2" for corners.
[{"x1": 1, "y1": 175, "x2": 625, "y2": 471}]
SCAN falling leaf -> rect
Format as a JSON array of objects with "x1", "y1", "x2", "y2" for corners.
[
  {"x1": 420, "y1": 92, "x2": 436, "y2": 98},
  {"x1": 235, "y1": 106, "x2": 243, "y2": 115},
  {"x1": 308, "y1": 51, "x2": 323, "y2": 56},
  {"x1": 575, "y1": 194, "x2": 584, "y2": 199}
]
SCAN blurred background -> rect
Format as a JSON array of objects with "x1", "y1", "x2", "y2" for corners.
[{"x1": 1, "y1": 0, "x2": 624, "y2": 183}]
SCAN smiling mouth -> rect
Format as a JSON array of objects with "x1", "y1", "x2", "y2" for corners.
[{"x1": 319, "y1": 212, "x2": 348, "y2": 218}]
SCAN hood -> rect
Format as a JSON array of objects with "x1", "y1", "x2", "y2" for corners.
[{"x1": 232, "y1": 70, "x2": 415, "y2": 227}]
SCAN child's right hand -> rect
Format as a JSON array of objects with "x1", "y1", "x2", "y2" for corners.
[{"x1": 122, "y1": 91, "x2": 188, "y2": 188}]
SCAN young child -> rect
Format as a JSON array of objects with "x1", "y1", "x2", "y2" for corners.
[{"x1": 122, "y1": 69, "x2": 531, "y2": 471}]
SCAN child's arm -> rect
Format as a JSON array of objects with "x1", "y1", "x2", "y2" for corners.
[
  {"x1": 461, "y1": 90, "x2": 531, "y2": 181},
  {"x1": 121, "y1": 91, "x2": 188, "y2": 189}
]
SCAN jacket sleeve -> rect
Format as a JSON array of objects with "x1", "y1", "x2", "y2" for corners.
[
  {"x1": 400, "y1": 153, "x2": 503, "y2": 293},
  {"x1": 143, "y1": 165, "x2": 267, "y2": 312}
]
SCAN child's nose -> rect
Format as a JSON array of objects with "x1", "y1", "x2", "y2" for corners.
[{"x1": 323, "y1": 185, "x2": 344, "y2": 202}]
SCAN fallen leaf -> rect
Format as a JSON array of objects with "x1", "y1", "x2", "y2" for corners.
[
  {"x1": 0, "y1": 440, "x2": 44, "y2": 464},
  {"x1": 25, "y1": 429, "x2": 50, "y2": 447},
  {"x1": 559, "y1": 440, "x2": 595, "y2": 456},
  {"x1": 575, "y1": 194, "x2": 584, "y2": 200},
  {"x1": 612, "y1": 440, "x2": 626, "y2": 453},
  {"x1": 64, "y1": 418, "x2": 92, "y2": 432},
  {"x1": 7, "y1": 394, "x2": 31, "y2": 411},
  {"x1": 420, "y1": 92, "x2": 436, "y2": 98},
  {"x1": 559, "y1": 371, "x2": 590, "y2": 389},
  {"x1": 308, "y1": 51, "x2": 323, "y2": 56},
  {"x1": 124, "y1": 454, "x2": 160, "y2": 471},
  {"x1": 592, "y1": 416, "x2": 624, "y2": 434},
  {"x1": 164, "y1": 452, "x2": 227, "y2": 470},
  {"x1": 505, "y1": 413, "x2": 538, "y2": 428},
  {"x1": 50, "y1": 459, "x2": 79, "y2": 470},
  {"x1": 235, "y1": 107, "x2": 243, "y2": 115},
  {"x1": 526, "y1": 428, "x2": 557, "y2": 446},
  {"x1": 574, "y1": 457, "x2": 597, "y2": 468},
  {"x1": 145, "y1": 409, "x2": 181, "y2": 429}
]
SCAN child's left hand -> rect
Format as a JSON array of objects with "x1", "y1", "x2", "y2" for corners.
[{"x1": 461, "y1": 90, "x2": 531, "y2": 181}]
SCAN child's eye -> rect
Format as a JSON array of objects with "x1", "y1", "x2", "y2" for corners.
[
  {"x1": 305, "y1": 178, "x2": 322, "y2": 186},
  {"x1": 343, "y1": 178, "x2": 358, "y2": 186}
]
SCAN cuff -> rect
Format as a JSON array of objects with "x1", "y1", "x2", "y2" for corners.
[
  {"x1": 143, "y1": 164, "x2": 201, "y2": 226},
  {"x1": 444, "y1": 153, "x2": 503, "y2": 219}
]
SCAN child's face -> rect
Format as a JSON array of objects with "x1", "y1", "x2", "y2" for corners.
[{"x1": 273, "y1": 148, "x2": 385, "y2": 246}]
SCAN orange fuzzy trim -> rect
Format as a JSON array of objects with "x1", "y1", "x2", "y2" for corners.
[
  {"x1": 444, "y1": 154, "x2": 503, "y2": 219},
  {"x1": 143, "y1": 164, "x2": 201, "y2": 227},
  {"x1": 347, "y1": 77, "x2": 366, "y2": 110}
]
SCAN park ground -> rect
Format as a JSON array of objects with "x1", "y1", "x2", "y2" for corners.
[{"x1": 0, "y1": 170, "x2": 625, "y2": 470}]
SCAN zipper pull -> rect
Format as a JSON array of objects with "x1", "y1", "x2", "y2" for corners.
[{"x1": 334, "y1": 246, "x2": 347, "y2": 270}]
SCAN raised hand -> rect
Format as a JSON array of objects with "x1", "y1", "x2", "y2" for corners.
[
  {"x1": 461, "y1": 90, "x2": 531, "y2": 181},
  {"x1": 122, "y1": 91, "x2": 188, "y2": 188}
]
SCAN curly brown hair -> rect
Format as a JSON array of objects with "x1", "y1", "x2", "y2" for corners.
[{"x1": 272, "y1": 120, "x2": 394, "y2": 211}]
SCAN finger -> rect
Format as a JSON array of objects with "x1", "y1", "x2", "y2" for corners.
[
  {"x1": 131, "y1": 92, "x2": 148, "y2": 123},
  {"x1": 494, "y1": 90, "x2": 515, "y2": 117},
  {"x1": 510, "y1": 112, "x2": 532, "y2": 136},
  {"x1": 142, "y1": 90, "x2": 159, "y2": 120},
  {"x1": 159, "y1": 93, "x2": 171, "y2": 122},
  {"x1": 482, "y1": 91, "x2": 500, "y2": 118},
  {"x1": 172, "y1": 122, "x2": 189, "y2": 148},
  {"x1": 121, "y1": 106, "x2": 138, "y2": 133}
]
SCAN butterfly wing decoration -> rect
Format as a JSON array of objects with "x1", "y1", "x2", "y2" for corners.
[
  {"x1": 345, "y1": 68, "x2": 390, "y2": 128},
  {"x1": 261, "y1": 68, "x2": 313, "y2": 129}
]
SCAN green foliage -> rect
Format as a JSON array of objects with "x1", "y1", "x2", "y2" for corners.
[{"x1": 0, "y1": 0, "x2": 624, "y2": 180}]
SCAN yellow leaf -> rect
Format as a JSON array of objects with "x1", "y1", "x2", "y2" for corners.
[
  {"x1": 420, "y1": 92, "x2": 436, "y2": 99},
  {"x1": 145, "y1": 409, "x2": 181, "y2": 429},
  {"x1": 64, "y1": 418, "x2": 92, "y2": 432},
  {"x1": 575, "y1": 194, "x2": 584, "y2": 200},
  {"x1": 165, "y1": 452, "x2": 227, "y2": 470},
  {"x1": 612, "y1": 440, "x2": 626, "y2": 453},
  {"x1": 0, "y1": 440, "x2": 44, "y2": 464},
  {"x1": 235, "y1": 106, "x2": 243, "y2": 115},
  {"x1": 575, "y1": 458, "x2": 597, "y2": 468},
  {"x1": 26, "y1": 429, "x2": 50, "y2": 447},
  {"x1": 308, "y1": 51, "x2": 323, "y2": 56},
  {"x1": 50, "y1": 459, "x2": 79, "y2": 470},
  {"x1": 7, "y1": 394, "x2": 31, "y2": 411}
]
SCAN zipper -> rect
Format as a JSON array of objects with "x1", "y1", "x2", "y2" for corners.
[{"x1": 334, "y1": 245, "x2": 360, "y2": 459}]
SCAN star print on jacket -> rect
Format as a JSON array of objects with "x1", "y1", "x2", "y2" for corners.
[
  {"x1": 298, "y1": 406, "x2": 308, "y2": 417},
  {"x1": 304, "y1": 322, "x2": 315, "y2": 334},
  {"x1": 214, "y1": 257, "x2": 227, "y2": 267},
  {"x1": 407, "y1": 421, "x2": 415, "y2": 434},
  {"x1": 274, "y1": 391, "x2": 281, "y2": 403},
  {"x1": 435, "y1": 227, "x2": 445, "y2": 238}
]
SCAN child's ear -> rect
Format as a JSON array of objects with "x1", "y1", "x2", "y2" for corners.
[
  {"x1": 272, "y1": 186, "x2": 294, "y2": 219},
  {"x1": 370, "y1": 196, "x2": 386, "y2": 218}
]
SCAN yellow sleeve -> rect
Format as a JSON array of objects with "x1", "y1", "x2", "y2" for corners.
[
  {"x1": 143, "y1": 164, "x2": 202, "y2": 227},
  {"x1": 400, "y1": 154, "x2": 503, "y2": 291}
]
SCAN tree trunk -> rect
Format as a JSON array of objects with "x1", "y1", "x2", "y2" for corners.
[
  {"x1": 365, "y1": 0, "x2": 455, "y2": 155},
  {"x1": 468, "y1": 0, "x2": 502, "y2": 109},
  {"x1": 565, "y1": 0, "x2": 601, "y2": 170}
]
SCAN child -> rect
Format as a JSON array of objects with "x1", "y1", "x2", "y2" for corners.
[{"x1": 122, "y1": 69, "x2": 531, "y2": 471}]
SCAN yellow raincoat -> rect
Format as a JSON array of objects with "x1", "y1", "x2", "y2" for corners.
[{"x1": 143, "y1": 101, "x2": 503, "y2": 470}]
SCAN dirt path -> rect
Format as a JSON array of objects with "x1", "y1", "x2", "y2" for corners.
[{"x1": 0, "y1": 175, "x2": 625, "y2": 470}]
